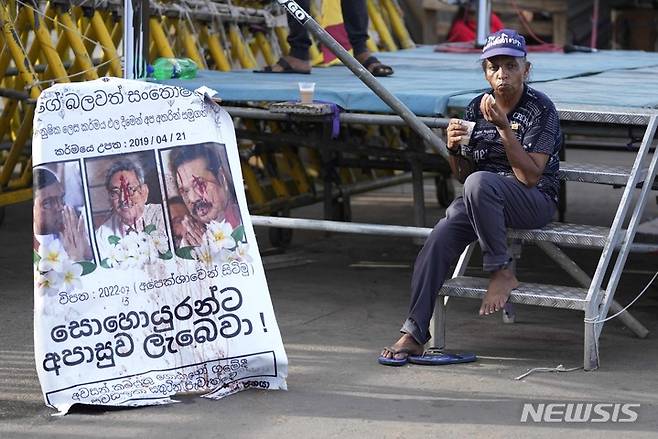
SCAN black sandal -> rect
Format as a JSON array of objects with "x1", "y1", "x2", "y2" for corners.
[
  {"x1": 362, "y1": 56, "x2": 394, "y2": 77},
  {"x1": 254, "y1": 57, "x2": 311, "y2": 74}
]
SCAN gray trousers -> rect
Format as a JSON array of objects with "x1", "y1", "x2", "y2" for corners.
[{"x1": 401, "y1": 171, "x2": 556, "y2": 344}]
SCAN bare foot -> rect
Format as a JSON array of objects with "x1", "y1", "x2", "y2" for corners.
[
  {"x1": 480, "y1": 268, "x2": 518, "y2": 316},
  {"x1": 380, "y1": 333, "x2": 424, "y2": 360},
  {"x1": 268, "y1": 55, "x2": 311, "y2": 73}
]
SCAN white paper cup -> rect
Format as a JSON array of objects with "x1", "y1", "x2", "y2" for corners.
[
  {"x1": 298, "y1": 82, "x2": 315, "y2": 104},
  {"x1": 459, "y1": 120, "x2": 476, "y2": 146}
]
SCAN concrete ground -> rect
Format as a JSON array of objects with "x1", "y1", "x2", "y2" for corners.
[{"x1": 1, "y1": 149, "x2": 657, "y2": 438}]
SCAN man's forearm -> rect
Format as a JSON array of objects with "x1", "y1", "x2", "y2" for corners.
[
  {"x1": 498, "y1": 126, "x2": 543, "y2": 186},
  {"x1": 448, "y1": 154, "x2": 475, "y2": 183}
]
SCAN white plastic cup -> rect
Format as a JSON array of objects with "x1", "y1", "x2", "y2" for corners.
[
  {"x1": 298, "y1": 82, "x2": 315, "y2": 104},
  {"x1": 459, "y1": 120, "x2": 476, "y2": 146}
]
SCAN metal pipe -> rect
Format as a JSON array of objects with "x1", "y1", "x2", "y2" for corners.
[
  {"x1": 224, "y1": 106, "x2": 450, "y2": 128},
  {"x1": 252, "y1": 215, "x2": 432, "y2": 238},
  {"x1": 251, "y1": 213, "x2": 658, "y2": 253},
  {"x1": 536, "y1": 241, "x2": 649, "y2": 338},
  {"x1": 590, "y1": 0, "x2": 599, "y2": 49},
  {"x1": 273, "y1": 0, "x2": 448, "y2": 158},
  {"x1": 123, "y1": 0, "x2": 134, "y2": 79},
  {"x1": 476, "y1": 0, "x2": 491, "y2": 47},
  {"x1": 123, "y1": 0, "x2": 149, "y2": 79}
]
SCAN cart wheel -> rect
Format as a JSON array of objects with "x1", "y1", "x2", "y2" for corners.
[{"x1": 435, "y1": 175, "x2": 455, "y2": 208}]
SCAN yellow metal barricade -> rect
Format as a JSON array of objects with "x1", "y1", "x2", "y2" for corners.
[{"x1": 0, "y1": 0, "x2": 418, "y2": 232}]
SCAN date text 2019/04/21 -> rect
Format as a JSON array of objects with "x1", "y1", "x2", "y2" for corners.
[{"x1": 128, "y1": 131, "x2": 186, "y2": 148}]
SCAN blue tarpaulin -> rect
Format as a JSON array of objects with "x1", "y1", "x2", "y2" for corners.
[{"x1": 161, "y1": 46, "x2": 658, "y2": 116}]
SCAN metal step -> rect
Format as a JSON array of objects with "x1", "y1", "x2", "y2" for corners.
[
  {"x1": 508, "y1": 223, "x2": 658, "y2": 252},
  {"x1": 559, "y1": 162, "x2": 647, "y2": 186},
  {"x1": 439, "y1": 276, "x2": 592, "y2": 310},
  {"x1": 508, "y1": 222, "x2": 614, "y2": 248}
]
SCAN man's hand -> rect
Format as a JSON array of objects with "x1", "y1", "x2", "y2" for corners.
[
  {"x1": 446, "y1": 118, "x2": 469, "y2": 152},
  {"x1": 182, "y1": 215, "x2": 205, "y2": 247},
  {"x1": 479, "y1": 94, "x2": 508, "y2": 130},
  {"x1": 480, "y1": 93, "x2": 549, "y2": 187},
  {"x1": 61, "y1": 206, "x2": 92, "y2": 261}
]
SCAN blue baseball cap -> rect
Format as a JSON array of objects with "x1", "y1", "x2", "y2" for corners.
[{"x1": 480, "y1": 29, "x2": 527, "y2": 59}]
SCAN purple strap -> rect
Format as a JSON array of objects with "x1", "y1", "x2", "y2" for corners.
[
  {"x1": 315, "y1": 100, "x2": 342, "y2": 139},
  {"x1": 288, "y1": 100, "x2": 342, "y2": 139}
]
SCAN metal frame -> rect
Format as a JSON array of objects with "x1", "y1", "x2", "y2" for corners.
[{"x1": 584, "y1": 115, "x2": 658, "y2": 369}]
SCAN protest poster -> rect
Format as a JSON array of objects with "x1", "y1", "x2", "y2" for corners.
[{"x1": 32, "y1": 77, "x2": 288, "y2": 415}]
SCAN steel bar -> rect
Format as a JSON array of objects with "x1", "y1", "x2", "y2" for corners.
[
  {"x1": 235, "y1": 129, "x2": 451, "y2": 170},
  {"x1": 476, "y1": 0, "x2": 491, "y2": 47},
  {"x1": 536, "y1": 241, "x2": 649, "y2": 339},
  {"x1": 123, "y1": 0, "x2": 149, "y2": 79},
  {"x1": 251, "y1": 215, "x2": 432, "y2": 238},
  {"x1": 225, "y1": 105, "x2": 450, "y2": 128}
]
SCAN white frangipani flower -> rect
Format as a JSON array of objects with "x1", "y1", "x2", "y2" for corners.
[
  {"x1": 37, "y1": 239, "x2": 69, "y2": 273},
  {"x1": 217, "y1": 247, "x2": 232, "y2": 263},
  {"x1": 234, "y1": 241, "x2": 252, "y2": 263},
  {"x1": 149, "y1": 230, "x2": 169, "y2": 254},
  {"x1": 206, "y1": 220, "x2": 236, "y2": 250},
  {"x1": 121, "y1": 232, "x2": 141, "y2": 258},
  {"x1": 106, "y1": 243, "x2": 127, "y2": 268},
  {"x1": 60, "y1": 260, "x2": 83, "y2": 292},
  {"x1": 192, "y1": 241, "x2": 215, "y2": 266},
  {"x1": 37, "y1": 270, "x2": 63, "y2": 296}
]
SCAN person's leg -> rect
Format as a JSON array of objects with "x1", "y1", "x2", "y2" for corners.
[
  {"x1": 462, "y1": 171, "x2": 556, "y2": 315},
  {"x1": 341, "y1": 0, "x2": 394, "y2": 77},
  {"x1": 261, "y1": 0, "x2": 311, "y2": 72},
  {"x1": 341, "y1": 0, "x2": 369, "y2": 56},
  {"x1": 381, "y1": 198, "x2": 477, "y2": 359},
  {"x1": 287, "y1": 0, "x2": 312, "y2": 61}
]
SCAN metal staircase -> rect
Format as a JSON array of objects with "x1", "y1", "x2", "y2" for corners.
[{"x1": 431, "y1": 111, "x2": 658, "y2": 371}]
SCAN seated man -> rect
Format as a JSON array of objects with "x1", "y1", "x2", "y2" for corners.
[
  {"x1": 380, "y1": 29, "x2": 561, "y2": 365},
  {"x1": 170, "y1": 144, "x2": 241, "y2": 247},
  {"x1": 95, "y1": 158, "x2": 165, "y2": 258},
  {"x1": 33, "y1": 167, "x2": 93, "y2": 262}
]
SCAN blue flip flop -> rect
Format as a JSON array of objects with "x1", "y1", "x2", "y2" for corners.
[
  {"x1": 407, "y1": 348, "x2": 477, "y2": 366},
  {"x1": 377, "y1": 347, "x2": 414, "y2": 367}
]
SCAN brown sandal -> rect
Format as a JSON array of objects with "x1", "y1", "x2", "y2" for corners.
[
  {"x1": 362, "y1": 56, "x2": 394, "y2": 77},
  {"x1": 255, "y1": 57, "x2": 311, "y2": 74}
]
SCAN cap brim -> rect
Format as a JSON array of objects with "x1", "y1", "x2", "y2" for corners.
[{"x1": 480, "y1": 47, "x2": 526, "y2": 59}]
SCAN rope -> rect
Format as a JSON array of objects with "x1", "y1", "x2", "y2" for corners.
[
  {"x1": 27, "y1": 58, "x2": 119, "y2": 88},
  {"x1": 14, "y1": 0, "x2": 117, "y2": 53},
  {"x1": 584, "y1": 270, "x2": 658, "y2": 324},
  {"x1": 515, "y1": 364, "x2": 582, "y2": 380}
]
